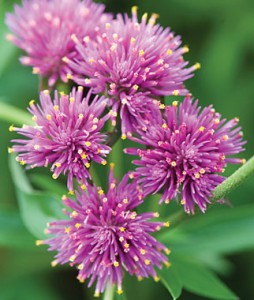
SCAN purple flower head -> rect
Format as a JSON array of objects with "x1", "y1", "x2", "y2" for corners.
[
  {"x1": 5, "y1": 0, "x2": 111, "y2": 86},
  {"x1": 125, "y1": 96, "x2": 246, "y2": 214},
  {"x1": 65, "y1": 6, "x2": 199, "y2": 135},
  {"x1": 40, "y1": 165, "x2": 169, "y2": 296},
  {"x1": 10, "y1": 87, "x2": 111, "y2": 191}
]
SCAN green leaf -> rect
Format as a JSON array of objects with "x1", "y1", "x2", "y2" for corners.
[
  {"x1": 0, "y1": 209, "x2": 36, "y2": 249},
  {"x1": 159, "y1": 253, "x2": 238, "y2": 300},
  {"x1": 9, "y1": 155, "x2": 64, "y2": 239},
  {"x1": 158, "y1": 264, "x2": 182, "y2": 300},
  {"x1": 159, "y1": 205, "x2": 254, "y2": 255},
  {"x1": 171, "y1": 254, "x2": 238, "y2": 300},
  {"x1": 30, "y1": 174, "x2": 67, "y2": 196}
]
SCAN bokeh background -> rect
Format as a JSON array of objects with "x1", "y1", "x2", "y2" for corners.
[{"x1": 0, "y1": 0, "x2": 254, "y2": 299}]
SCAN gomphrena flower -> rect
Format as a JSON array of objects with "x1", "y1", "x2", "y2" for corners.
[
  {"x1": 125, "y1": 96, "x2": 246, "y2": 213},
  {"x1": 5, "y1": 0, "x2": 111, "y2": 86},
  {"x1": 9, "y1": 87, "x2": 110, "y2": 192},
  {"x1": 38, "y1": 165, "x2": 170, "y2": 296},
  {"x1": 65, "y1": 6, "x2": 199, "y2": 135}
]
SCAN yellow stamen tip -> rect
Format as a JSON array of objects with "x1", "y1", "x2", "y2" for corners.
[
  {"x1": 101, "y1": 160, "x2": 107, "y2": 166},
  {"x1": 165, "y1": 261, "x2": 171, "y2": 268},
  {"x1": 121, "y1": 134, "x2": 127, "y2": 140},
  {"x1": 68, "y1": 190, "x2": 74, "y2": 195},
  {"x1": 85, "y1": 162, "x2": 90, "y2": 168},
  {"x1": 113, "y1": 261, "x2": 119, "y2": 267},
  {"x1": 9, "y1": 125, "x2": 15, "y2": 132},
  {"x1": 29, "y1": 99, "x2": 35, "y2": 106},
  {"x1": 153, "y1": 276, "x2": 160, "y2": 282},
  {"x1": 81, "y1": 184, "x2": 86, "y2": 190},
  {"x1": 52, "y1": 173, "x2": 57, "y2": 179},
  {"x1": 132, "y1": 6, "x2": 138, "y2": 14},
  {"x1": 51, "y1": 260, "x2": 58, "y2": 267},
  {"x1": 85, "y1": 141, "x2": 91, "y2": 147},
  {"x1": 159, "y1": 104, "x2": 165, "y2": 109},
  {"x1": 183, "y1": 45, "x2": 189, "y2": 53},
  {"x1": 199, "y1": 126, "x2": 205, "y2": 132},
  {"x1": 171, "y1": 161, "x2": 176, "y2": 167},
  {"x1": 139, "y1": 49, "x2": 144, "y2": 57},
  {"x1": 32, "y1": 67, "x2": 40, "y2": 74},
  {"x1": 35, "y1": 240, "x2": 44, "y2": 246},
  {"x1": 165, "y1": 248, "x2": 171, "y2": 255},
  {"x1": 117, "y1": 289, "x2": 123, "y2": 295},
  {"x1": 65, "y1": 227, "x2": 71, "y2": 233},
  {"x1": 119, "y1": 227, "x2": 125, "y2": 232},
  {"x1": 133, "y1": 84, "x2": 139, "y2": 91},
  {"x1": 164, "y1": 221, "x2": 170, "y2": 227},
  {"x1": 172, "y1": 101, "x2": 178, "y2": 107},
  {"x1": 172, "y1": 90, "x2": 179, "y2": 96},
  {"x1": 46, "y1": 114, "x2": 52, "y2": 121},
  {"x1": 145, "y1": 259, "x2": 150, "y2": 265},
  {"x1": 8, "y1": 147, "x2": 14, "y2": 154},
  {"x1": 55, "y1": 162, "x2": 61, "y2": 168},
  {"x1": 110, "y1": 162, "x2": 115, "y2": 169},
  {"x1": 195, "y1": 62, "x2": 201, "y2": 69}
]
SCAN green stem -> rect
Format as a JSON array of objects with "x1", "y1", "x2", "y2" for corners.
[
  {"x1": 210, "y1": 155, "x2": 254, "y2": 203},
  {"x1": 103, "y1": 284, "x2": 115, "y2": 300},
  {"x1": 0, "y1": 100, "x2": 33, "y2": 126}
]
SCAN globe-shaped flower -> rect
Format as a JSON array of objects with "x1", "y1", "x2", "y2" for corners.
[
  {"x1": 65, "y1": 7, "x2": 199, "y2": 135},
  {"x1": 125, "y1": 96, "x2": 246, "y2": 213},
  {"x1": 9, "y1": 87, "x2": 111, "y2": 191},
  {"x1": 5, "y1": 0, "x2": 111, "y2": 86},
  {"x1": 39, "y1": 165, "x2": 170, "y2": 296}
]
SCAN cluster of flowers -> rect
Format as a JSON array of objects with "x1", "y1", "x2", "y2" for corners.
[{"x1": 6, "y1": 0, "x2": 245, "y2": 296}]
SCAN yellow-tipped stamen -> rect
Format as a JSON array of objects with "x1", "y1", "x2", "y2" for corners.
[
  {"x1": 71, "y1": 211, "x2": 78, "y2": 218},
  {"x1": 105, "y1": 22, "x2": 111, "y2": 29},
  {"x1": 9, "y1": 124, "x2": 15, "y2": 132},
  {"x1": 46, "y1": 114, "x2": 52, "y2": 121},
  {"x1": 94, "y1": 291, "x2": 100, "y2": 298},
  {"x1": 52, "y1": 173, "x2": 57, "y2": 179},
  {"x1": 75, "y1": 223, "x2": 81, "y2": 229},
  {"x1": 32, "y1": 115, "x2": 37, "y2": 121},
  {"x1": 162, "y1": 123, "x2": 167, "y2": 129},
  {"x1": 130, "y1": 37, "x2": 136, "y2": 44},
  {"x1": 121, "y1": 134, "x2": 127, "y2": 140},
  {"x1": 8, "y1": 147, "x2": 14, "y2": 154},
  {"x1": 165, "y1": 248, "x2": 171, "y2": 255},
  {"x1": 153, "y1": 276, "x2": 160, "y2": 282},
  {"x1": 183, "y1": 45, "x2": 189, "y2": 53},
  {"x1": 171, "y1": 161, "x2": 176, "y2": 167},
  {"x1": 53, "y1": 105, "x2": 59, "y2": 111},
  {"x1": 69, "y1": 255, "x2": 76, "y2": 262},
  {"x1": 199, "y1": 126, "x2": 205, "y2": 132},
  {"x1": 172, "y1": 90, "x2": 179, "y2": 96},
  {"x1": 181, "y1": 199, "x2": 185, "y2": 205},
  {"x1": 172, "y1": 101, "x2": 178, "y2": 107},
  {"x1": 164, "y1": 221, "x2": 170, "y2": 227},
  {"x1": 194, "y1": 62, "x2": 201, "y2": 69},
  {"x1": 32, "y1": 67, "x2": 40, "y2": 74},
  {"x1": 113, "y1": 261, "x2": 119, "y2": 267},
  {"x1": 145, "y1": 259, "x2": 150, "y2": 265},
  {"x1": 110, "y1": 162, "x2": 115, "y2": 169},
  {"x1": 62, "y1": 194, "x2": 67, "y2": 201},
  {"x1": 51, "y1": 260, "x2": 58, "y2": 267},
  {"x1": 85, "y1": 162, "x2": 90, "y2": 168},
  {"x1": 71, "y1": 34, "x2": 79, "y2": 43},
  {"x1": 133, "y1": 84, "x2": 139, "y2": 91},
  {"x1": 140, "y1": 249, "x2": 146, "y2": 255},
  {"x1": 164, "y1": 261, "x2": 171, "y2": 268},
  {"x1": 153, "y1": 212, "x2": 160, "y2": 218},
  {"x1": 132, "y1": 6, "x2": 138, "y2": 15},
  {"x1": 101, "y1": 160, "x2": 107, "y2": 166},
  {"x1": 78, "y1": 263, "x2": 84, "y2": 270},
  {"x1": 55, "y1": 162, "x2": 61, "y2": 168},
  {"x1": 81, "y1": 184, "x2": 86, "y2": 190},
  {"x1": 159, "y1": 104, "x2": 165, "y2": 109},
  {"x1": 98, "y1": 189, "x2": 104, "y2": 195},
  {"x1": 35, "y1": 240, "x2": 44, "y2": 246},
  {"x1": 241, "y1": 158, "x2": 246, "y2": 164},
  {"x1": 66, "y1": 73, "x2": 72, "y2": 80},
  {"x1": 117, "y1": 289, "x2": 123, "y2": 295},
  {"x1": 65, "y1": 227, "x2": 71, "y2": 233},
  {"x1": 68, "y1": 190, "x2": 74, "y2": 195},
  {"x1": 194, "y1": 173, "x2": 200, "y2": 179},
  {"x1": 29, "y1": 99, "x2": 35, "y2": 106},
  {"x1": 139, "y1": 49, "x2": 145, "y2": 57},
  {"x1": 199, "y1": 168, "x2": 205, "y2": 174},
  {"x1": 119, "y1": 227, "x2": 125, "y2": 232},
  {"x1": 85, "y1": 141, "x2": 91, "y2": 147},
  {"x1": 167, "y1": 49, "x2": 173, "y2": 55}
]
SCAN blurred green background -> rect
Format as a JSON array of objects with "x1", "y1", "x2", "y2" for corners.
[{"x1": 0, "y1": 0, "x2": 254, "y2": 299}]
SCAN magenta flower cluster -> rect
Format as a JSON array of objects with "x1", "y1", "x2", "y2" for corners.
[
  {"x1": 41, "y1": 165, "x2": 169, "y2": 296},
  {"x1": 6, "y1": 0, "x2": 245, "y2": 296}
]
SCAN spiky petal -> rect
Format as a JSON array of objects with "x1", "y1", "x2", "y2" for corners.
[
  {"x1": 5, "y1": 0, "x2": 111, "y2": 86},
  {"x1": 42, "y1": 166, "x2": 169, "y2": 296},
  {"x1": 11, "y1": 87, "x2": 110, "y2": 191},
  {"x1": 66, "y1": 8, "x2": 198, "y2": 134},
  {"x1": 125, "y1": 96, "x2": 246, "y2": 213}
]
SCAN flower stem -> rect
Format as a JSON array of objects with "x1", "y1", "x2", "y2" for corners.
[
  {"x1": 0, "y1": 100, "x2": 33, "y2": 126},
  {"x1": 210, "y1": 155, "x2": 254, "y2": 203},
  {"x1": 103, "y1": 284, "x2": 115, "y2": 300}
]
